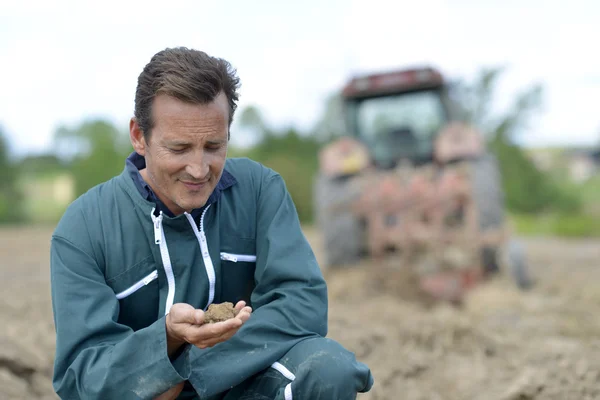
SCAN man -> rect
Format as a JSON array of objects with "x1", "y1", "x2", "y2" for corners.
[{"x1": 50, "y1": 47, "x2": 374, "y2": 399}]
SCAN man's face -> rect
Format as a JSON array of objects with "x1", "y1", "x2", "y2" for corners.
[{"x1": 130, "y1": 93, "x2": 229, "y2": 216}]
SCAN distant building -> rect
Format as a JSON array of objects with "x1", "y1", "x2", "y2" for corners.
[
  {"x1": 567, "y1": 149, "x2": 600, "y2": 183},
  {"x1": 528, "y1": 150, "x2": 555, "y2": 172},
  {"x1": 20, "y1": 172, "x2": 75, "y2": 223}
]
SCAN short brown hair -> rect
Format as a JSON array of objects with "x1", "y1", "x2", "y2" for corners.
[{"x1": 134, "y1": 47, "x2": 241, "y2": 140}]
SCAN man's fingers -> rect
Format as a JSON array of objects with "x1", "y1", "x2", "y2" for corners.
[
  {"x1": 185, "y1": 318, "x2": 240, "y2": 343},
  {"x1": 241, "y1": 306, "x2": 252, "y2": 314},
  {"x1": 172, "y1": 303, "x2": 251, "y2": 348},
  {"x1": 192, "y1": 309, "x2": 205, "y2": 325},
  {"x1": 195, "y1": 310, "x2": 250, "y2": 347},
  {"x1": 236, "y1": 308, "x2": 252, "y2": 323},
  {"x1": 169, "y1": 304, "x2": 204, "y2": 325},
  {"x1": 181, "y1": 309, "x2": 205, "y2": 325},
  {"x1": 187, "y1": 317, "x2": 247, "y2": 347},
  {"x1": 196, "y1": 328, "x2": 240, "y2": 348},
  {"x1": 206, "y1": 318, "x2": 243, "y2": 335},
  {"x1": 197, "y1": 332, "x2": 236, "y2": 348}
]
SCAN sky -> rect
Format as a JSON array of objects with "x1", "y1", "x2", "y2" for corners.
[{"x1": 1, "y1": 0, "x2": 599, "y2": 157}]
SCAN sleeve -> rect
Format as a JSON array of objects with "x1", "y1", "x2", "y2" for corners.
[
  {"x1": 50, "y1": 233, "x2": 191, "y2": 399},
  {"x1": 186, "y1": 171, "x2": 329, "y2": 398}
]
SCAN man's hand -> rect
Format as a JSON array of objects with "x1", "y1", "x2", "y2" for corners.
[
  {"x1": 153, "y1": 381, "x2": 185, "y2": 400},
  {"x1": 166, "y1": 301, "x2": 252, "y2": 356}
]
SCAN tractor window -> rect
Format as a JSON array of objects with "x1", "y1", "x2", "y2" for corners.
[{"x1": 352, "y1": 90, "x2": 447, "y2": 166}]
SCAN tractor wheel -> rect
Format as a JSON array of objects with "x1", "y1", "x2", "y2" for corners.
[
  {"x1": 313, "y1": 173, "x2": 365, "y2": 268},
  {"x1": 470, "y1": 153, "x2": 505, "y2": 276},
  {"x1": 471, "y1": 153, "x2": 505, "y2": 231},
  {"x1": 470, "y1": 153, "x2": 533, "y2": 290},
  {"x1": 506, "y1": 238, "x2": 534, "y2": 290}
]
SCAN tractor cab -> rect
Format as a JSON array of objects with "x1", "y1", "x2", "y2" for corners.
[{"x1": 341, "y1": 67, "x2": 461, "y2": 168}]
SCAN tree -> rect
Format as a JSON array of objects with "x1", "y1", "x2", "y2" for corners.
[
  {"x1": 17, "y1": 154, "x2": 67, "y2": 176},
  {"x1": 312, "y1": 93, "x2": 346, "y2": 143},
  {"x1": 238, "y1": 105, "x2": 268, "y2": 134},
  {"x1": 252, "y1": 127, "x2": 320, "y2": 222},
  {"x1": 0, "y1": 127, "x2": 24, "y2": 223},
  {"x1": 455, "y1": 67, "x2": 580, "y2": 214},
  {"x1": 235, "y1": 106, "x2": 320, "y2": 222},
  {"x1": 451, "y1": 67, "x2": 543, "y2": 143},
  {"x1": 53, "y1": 120, "x2": 133, "y2": 197}
]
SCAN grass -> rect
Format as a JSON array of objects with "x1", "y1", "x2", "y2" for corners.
[
  {"x1": 580, "y1": 175, "x2": 600, "y2": 214},
  {"x1": 510, "y1": 212, "x2": 600, "y2": 238},
  {"x1": 509, "y1": 171, "x2": 600, "y2": 238}
]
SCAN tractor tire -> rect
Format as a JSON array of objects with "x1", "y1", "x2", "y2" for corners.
[
  {"x1": 470, "y1": 154, "x2": 505, "y2": 275},
  {"x1": 506, "y1": 238, "x2": 534, "y2": 290},
  {"x1": 471, "y1": 153, "x2": 505, "y2": 231},
  {"x1": 313, "y1": 173, "x2": 365, "y2": 268},
  {"x1": 469, "y1": 153, "x2": 533, "y2": 290}
]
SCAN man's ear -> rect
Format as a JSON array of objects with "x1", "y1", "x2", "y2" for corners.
[{"x1": 129, "y1": 118, "x2": 147, "y2": 156}]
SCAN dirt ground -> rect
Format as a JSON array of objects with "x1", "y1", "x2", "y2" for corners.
[{"x1": 1, "y1": 226, "x2": 599, "y2": 399}]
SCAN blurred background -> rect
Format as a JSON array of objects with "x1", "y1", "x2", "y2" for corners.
[{"x1": 1, "y1": 1, "x2": 599, "y2": 399}]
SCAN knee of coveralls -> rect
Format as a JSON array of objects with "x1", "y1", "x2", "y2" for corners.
[{"x1": 274, "y1": 337, "x2": 374, "y2": 400}]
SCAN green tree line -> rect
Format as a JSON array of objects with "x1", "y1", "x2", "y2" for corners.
[{"x1": 0, "y1": 68, "x2": 598, "y2": 235}]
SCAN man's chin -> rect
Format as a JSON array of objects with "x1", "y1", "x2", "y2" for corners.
[{"x1": 179, "y1": 200, "x2": 209, "y2": 213}]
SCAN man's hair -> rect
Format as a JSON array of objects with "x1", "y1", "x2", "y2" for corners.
[{"x1": 134, "y1": 47, "x2": 241, "y2": 141}]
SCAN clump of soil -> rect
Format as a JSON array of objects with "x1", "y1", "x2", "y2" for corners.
[{"x1": 204, "y1": 302, "x2": 239, "y2": 323}]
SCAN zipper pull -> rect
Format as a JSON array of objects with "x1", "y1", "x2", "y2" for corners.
[
  {"x1": 154, "y1": 213, "x2": 162, "y2": 244},
  {"x1": 143, "y1": 271, "x2": 157, "y2": 285},
  {"x1": 220, "y1": 253, "x2": 238, "y2": 262}
]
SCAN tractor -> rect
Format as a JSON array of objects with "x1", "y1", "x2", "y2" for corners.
[{"x1": 313, "y1": 67, "x2": 531, "y2": 302}]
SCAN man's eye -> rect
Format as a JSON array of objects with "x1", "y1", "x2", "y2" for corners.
[
  {"x1": 206, "y1": 145, "x2": 223, "y2": 151},
  {"x1": 169, "y1": 148, "x2": 186, "y2": 154}
]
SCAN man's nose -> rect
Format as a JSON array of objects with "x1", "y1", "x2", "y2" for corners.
[{"x1": 185, "y1": 159, "x2": 209, "y2": 180}]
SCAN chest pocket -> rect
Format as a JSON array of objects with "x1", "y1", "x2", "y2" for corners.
[
  {"x1": 219, "y1": 235, "x2": 256, "y2": 306},
  {"x1": 106, "y1": 256, "x2": 160, "y2": 331}
]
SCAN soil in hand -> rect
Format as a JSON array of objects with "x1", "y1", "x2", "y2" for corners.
[{"x1": 204, "y1": 302, "x2": 239, "y2": 323}]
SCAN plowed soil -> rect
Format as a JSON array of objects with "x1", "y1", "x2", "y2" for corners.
[{"x1": 1, "y1": 226, "x2": 599, "y2": 399}]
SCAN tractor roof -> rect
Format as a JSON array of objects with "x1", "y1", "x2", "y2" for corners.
[{"x1": 342, "y1": 67, "x2": 445, "y2": 99}]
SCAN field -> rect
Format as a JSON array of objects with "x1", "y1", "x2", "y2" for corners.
[{"x1": 1, "y1": 226, "x2": 599, "y2": 399}]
